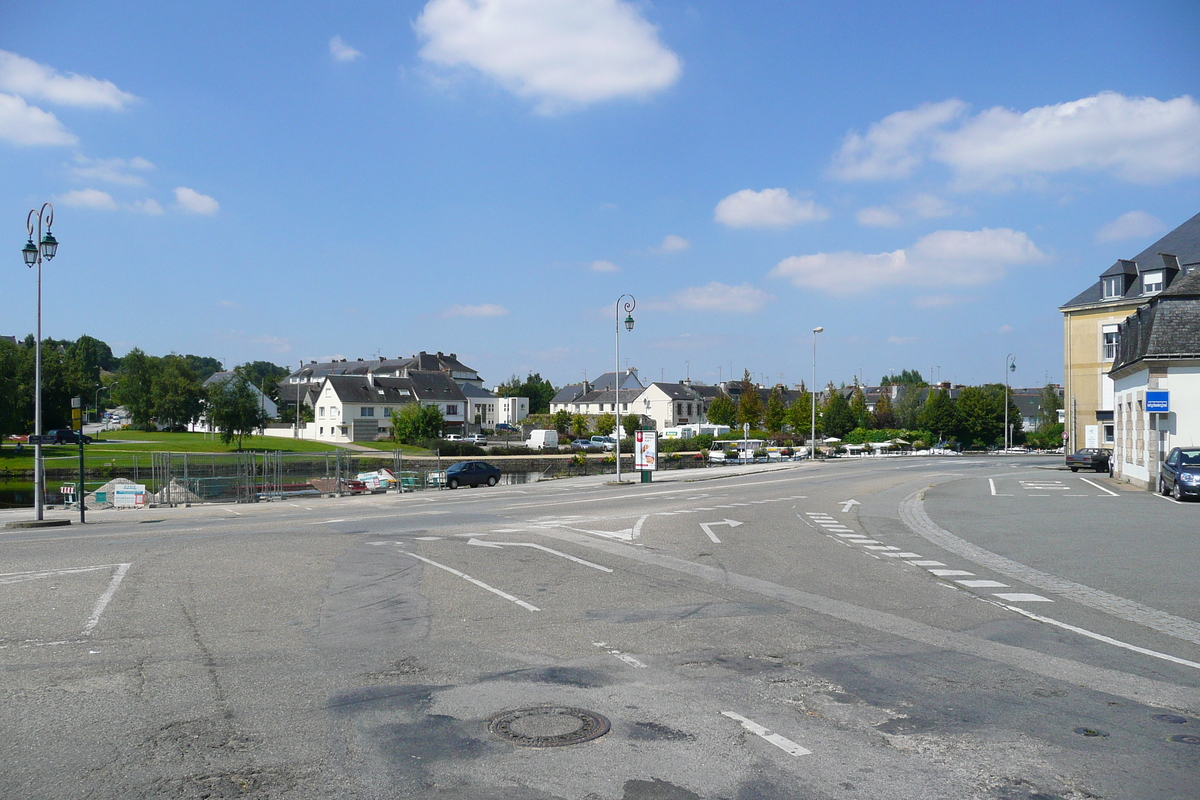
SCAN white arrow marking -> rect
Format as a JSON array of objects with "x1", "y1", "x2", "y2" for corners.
[
  {"x1": 721, "y1": 711, "x2": 811, "y2": 756},
  {"x1": 839, "y1": 499, "x2": 861, "y2": 513},
  {"x1": 83, "y1": 563, "x2": 131, "y2": 635},
  {"x1": 698, "y1": 519, "x2": 744, "y2": 543},
  {"x1": 467, "y1": 538, "x2": 613, "y2": 572}
]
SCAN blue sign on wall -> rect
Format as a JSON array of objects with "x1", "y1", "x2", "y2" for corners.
[{"x1": 1146, "y1": 391, "x2": 1170, "y2": 413}]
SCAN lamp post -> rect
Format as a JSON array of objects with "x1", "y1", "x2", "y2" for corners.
[
  {"x1": 21, "y1": 203, "x2": 58, "y2": 522},
  {"x1": 812, "y1": 326, "x2": 823, "y2": 459},
  {"x1": 615, "y1": 294, "x2": 635, "y2": 483},
  {"x1": 1004, "y1": 354, "x2": 1016, "y2": 451},
  {"x1": 95, "y1": 381, "x2": 117, "y2": 425}
]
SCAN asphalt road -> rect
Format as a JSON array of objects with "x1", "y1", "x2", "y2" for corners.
[{"x1": 1, "y1": 456, "x2": 1197, "y2": 800}]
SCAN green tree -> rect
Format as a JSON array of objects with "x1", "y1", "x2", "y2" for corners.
[
  {"x1": 707, "y1": 393, "x2": 737, "y2": 426},
  {"x1": 919, "y1": 388, "x2": 958, "y2": 442},
  {"x1": 0, "y1": 337, "x2": 30, "y2": 444},
  {"x1": 68, "y1": 335, "x2": 116, "y2": 387},
  {"x1": 764, "y1": 387, "x2": 788, "y2": 435},
  {"x1": 880, "y1": 369, "x2": 928, "y2": 387},
  {"x1": 497, "y1": 372, "x2": 556, "y2": 414},
  {"x1": 621, "y1": 413, "x2": 640, "y2": 437},
  {"x1": 181, "y1": 354, "x2": 224, "y2": 383},
  {"x1": 235, "y1": 360, "x2": 290, "y2": 402},
  {"x1": 552, "y1": 409, "x2": 572, "y2": 434},
  {"x1": 953, "y1": 385, "x2": 1009, "y2": 447},
  {"x1": 113, "y1": 348, "x2": 158, "y2": 427},
  {"x1": 786, "y1": 388, "x2": 817, "y2": 440},
  {"x1": 736, "y1": 371, "x2": 764, "y2": 428},
  {"x1": 873, "y1": 391, "x2": 896, "y2": 429},
  {"x1": 821, "y1": 385, "x2": 856, "y2": 438},
  {"x1": 155, "y1": 355, "x2": 205, "y2": 430},
  {"x1": 206, "y1": 375, "x2": 270, "y2": 450},
  {"x1": 595, "y1": 412, "x2": 616, "y2": 436},
  {"x1": 1035, "y1": 384, "x2": 1063, "y2": 429},
  {"x1": 849, "y1": 384, "x2": 872, "y2": 429},
  {"x1": 391, "y1": 403, "x2": 444, "y2": 444},
  {"x1": 570, "y1": 414, "x2": 590, "y2": 438}
]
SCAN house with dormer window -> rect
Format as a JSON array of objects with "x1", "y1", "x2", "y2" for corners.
[
  {"x1": 1059, "y1": 211, "x2": 1200, "y2": 451},
  {"x1": 305, "y1": 370, "x2": 467, "y2": 442}
]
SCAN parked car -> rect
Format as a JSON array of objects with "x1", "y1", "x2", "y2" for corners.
[
  {"x1": 443, "y1": 434, "x2": 463, "y2": 442},
  {"x1": 1159, "y1": 447, "x2": 1200, "y2": 501},
  {"x1": 465, "y1": 434, "x2": 488, "y2": 446},
  {"x1": 495, "y1": 423, "x2": 518, "y2": 432},
  {"x1": 45, "y1": 429, "x2": 92, "y2": 445},
  {"x1": 525, "y1": 429, "x2": 558, "y2": 450},
  {"x1": 1066, "y1": 448, "x2": 1110, "y2": 473},
  {"x1": 589, "y1": 435, "x2": 617, "y2": 451},
  {"x1": 444, "y1": 461, "x2": 501, "y2": 489},
  {"x1": 571, "y1": 439, "x2": 597, "y2": 450}
]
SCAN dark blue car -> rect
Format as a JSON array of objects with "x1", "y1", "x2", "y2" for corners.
[
  {"x1": 1159, "y1": 447, "x2": 1200, "y2": 501},
  {"x1": 444, "y1": 461, "x2": 501, "y2": 489}
]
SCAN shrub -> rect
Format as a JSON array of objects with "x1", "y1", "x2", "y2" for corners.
[
  {"x1": 489, "y1": 445, "x2": 536, "y2": 456},
  {"x1": 423, "y1": 439, "x2": 485, "y2": 456},
  {"x1": 689, "y1": 434, "x2": 715, "y2": 450}
]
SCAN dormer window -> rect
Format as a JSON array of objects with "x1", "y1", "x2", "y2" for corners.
[
  {"x1": 1142, "y1": 270, "x2": 1164, "y2": 294},
  {"x1": 1102, "y1": 276, "x2": 1123, "y2": 299}
]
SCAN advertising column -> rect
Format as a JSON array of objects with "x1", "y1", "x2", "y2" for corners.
[{"x1": 635, "y1": 429, "x2": 658, "y2": 483}]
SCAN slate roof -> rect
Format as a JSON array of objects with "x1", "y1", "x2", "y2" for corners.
[
  {"x1": 552, "y1": 369, "x2": 644, "y2": 404},
  {"x1": 1110, "y1": 267, "x2": 1200, "y2": 375},
  {"x1": 1061, "y1": 211, "x2": 1200, "y2": 310},
  {"x1": 286, "y1": 351, "x2": 481, "y2": 384},
  {"x1": 322, "y1": 372, "x2": 467, "y2": 405}
]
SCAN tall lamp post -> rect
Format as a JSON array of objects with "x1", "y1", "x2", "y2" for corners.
[
  {"x1": 1004, "y1": 353, "x2": 1016, "y2": 451},
  {"x1": 812, "y1": 326, "x2": 823, "y2": 459},
  {"x1": 615, "y1": 294, "x2": 635, "y2": 483},
  {"x1": 21, "y1": 203, "x2": 58, "y2": 522}
]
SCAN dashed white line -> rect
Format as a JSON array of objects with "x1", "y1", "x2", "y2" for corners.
[
  {"x1": 399, "y1": 551, "x2": 540, "y2": 612},
  {"x1": 956, "y1": 579, "x2": 1009, "y2": 588},
  {"x1": 993, "y1": 593, "x2": 1053, "y2": 603},
  {"x1": 909, "y1": 560, "x2": 945, "y2": 566},
  {"x1": 884, "y1": 552, "x2": 923, "y2": 558},
  {"x1": 592, "y1": 642, "x2": 647, "y2": 668},
  {"x1": 929, "y1": 569, "x2": 975, "y2": 577},
  {"x1": 721, "y1": 712, "x2": 811, "y2": 756},
  {"x1": 82, "y1": 563, "x2": 131, "y2": 636}
]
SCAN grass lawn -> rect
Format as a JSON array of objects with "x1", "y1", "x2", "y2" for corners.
[{"x1": 346, "y1": 440, "x2": 432, "y2": 455}]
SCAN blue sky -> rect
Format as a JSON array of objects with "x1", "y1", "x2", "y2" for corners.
[{"x1": 4, "y1": 0, "x2": 1199, "y2": 391}]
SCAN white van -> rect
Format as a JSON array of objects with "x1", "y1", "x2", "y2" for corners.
[{"x1": 525, "y1": 429, "x2": 559, "y2": 450}]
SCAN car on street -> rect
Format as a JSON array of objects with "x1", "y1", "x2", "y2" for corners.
[
  {"x1": 465, "y1": 434, "x2": 487, "y2": 446},
  {"x1": 443, "y1": 460, "x2": 501, "y2": 489},
  {"x1": 589, "y1": 435, "x2": 617, "y2": 451},
  {"x1": 443, "y1": 434, "x2": 463, "y2": 442},
  {"x1": 1159, "y1": 447, "x2": 1200, "y2": 501},
  {"x1": 45, "y1": 429, "x2": 93, "y2": 445},
  {"x1": 1066, "y1": 447, "x2": 1110, "y2": 472},
  {"x1": 571, "y1": 439, "x2": 598, "y2": 450}
]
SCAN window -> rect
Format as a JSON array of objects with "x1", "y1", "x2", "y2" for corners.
[
  {"x1": 318, "y1": 407, "x2": 325, "y2": 418},
  {"x1": 361, "y1": 407, "x2": 374, "y2": 417},
  {"x1": 383, "y1": 407, "x2": 391, "y2": 417},
  {"x1": 1102, "y1": 325, "x2": 1119, "y2": 361},
  {"x1": 446, "y1": 404, "x2": 458, "y2": 416},
  {"x1": 1142, "y1": 270, "x2": 1164, "y2": 294},
  {"x1": 1102, "y1": 276, "x2": 1123, "y2": 299},
  {"x1": 1103, "y1": 424, "x2": 1114, "y2": 444}
]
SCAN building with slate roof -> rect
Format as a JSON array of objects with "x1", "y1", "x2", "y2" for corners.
[
  {"x1": 550, "y1": 368, "x2": 644, "y2": 409},
  {"x1": 305, "y1": 371, "x2": 467, "y2": 442},
  {"x1": 1108, "y1": 265, "x2": 1200, "y2": 490},
  {"x1": 1059, "y1": 211, "x2": 1200, "y2": 451}
]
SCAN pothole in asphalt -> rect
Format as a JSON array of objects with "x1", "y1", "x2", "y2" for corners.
[
  {"x1": 487, "y1": 706, "x2": 610, "y2": 747},
  {"x1": 1073, "y1": 727, "x2": 1108, "y2": 737}
]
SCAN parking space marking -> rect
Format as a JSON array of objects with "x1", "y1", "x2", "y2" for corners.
[
  {"x1": 1079, "y1": 477, "x2": 1119, "y2": 496},
  {"x1": 721, "y1": 712, "x2": 811, "y2": 756}
]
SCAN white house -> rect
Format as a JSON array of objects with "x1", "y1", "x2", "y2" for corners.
[
  {"x1": 632, "y1": 382, "x2": 713, "y2": 431},
  {"x1": 495, "y1": 396, "x2": 530, "y2": 427},
  {"x1": 1109, "y1": 264, "x2": 1200, "y2": 490},
  {"x1": 305, "y1": 371, "x2": 468, "y2": 443}
]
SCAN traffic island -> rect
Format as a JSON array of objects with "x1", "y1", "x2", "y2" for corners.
[{"x1": 5, "y1": 519, "x2": 72, "y2": 529}]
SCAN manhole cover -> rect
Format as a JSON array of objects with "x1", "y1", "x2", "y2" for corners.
[
  {"x1": 1151, "y1": 714, "x2": 1188, "y2": 724},
  {"x1": 488, "y1": 706, "x2": 610, "y2": 747},
  {"x1": 1170, "y1": 734, "x2": 1200, "y2": 745},
  {"x1": 1073, "y1": 727, "x2": 1109, "y2": 737}
]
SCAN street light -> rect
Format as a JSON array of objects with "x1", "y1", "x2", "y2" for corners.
[
  {"x1": 615, "y1": 294, "x2": 635, "y2": 483},
  {"x1": 95, "y1": 381, "x2": 117, "y2": 425},
  {"x1": 22, "y1": 202, "x2": 58, "y2": 521},
  {"x1": 1004, "y1": 354, "x2": 1016, "y2": 451},
  {"x1": 812, "y1": 327, "x2": 823, "y2": 459}
]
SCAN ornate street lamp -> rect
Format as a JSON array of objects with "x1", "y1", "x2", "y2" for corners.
[
  {"x1": 812, "y1": 327, "x2": 823, "y2": 460},
  {"x1": 615, "y1": 294, "x2": 635, "y2": 483},
  {"x1": 22, "y1": 203, "x2": 58, "y2": 521},
  {"x1": 1004, "y1": 354, "x2": 1016, "y2": 451}
]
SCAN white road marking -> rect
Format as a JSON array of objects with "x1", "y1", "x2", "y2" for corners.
[
  {"x1": 414, "y1": 536, "x2": 441, "y2": 541},
  {"x1": 721, "y1": 712, "x2": 811, "y2": 756},
  {"x1": 847, "y1": 539, "x2": 881, "y2": 544},
  {"x1": 400, "y1": 550, "x2": 540, "y2": 611},
  {"x1": 884, "y1": 552, "x2": 923, "y2": 558},
  {"x1": 1154, "y1": 493, "x2": 1188, "y2": 506},
  {"x1": 1001, "y1": 606, "x2": 1200, "y2": 671},
  {"x1": 631, "y1": 514, "x2": 649, "y2": 540},
  {"x1": 928, "y1": 569, "x2": 975, "y2": 577},
  {"x1": 839, "y1": 499, "x2": 861, "y2": 513},
  {"x1": 1080, "y1": 477, "x2": 1119, "y2": 496},
  {"x1": 836, "y1": 533, "x2": 868, "y2": 538},
  {"x1": 699, "y1": 519, "x2": 743, "y2": 543},
  {"x1": 466, "y1": 538, "x2": 613, "y2": 572},
  {"x1": 592, "y1": 642, "x2": 648, "y2": 668},
  {"x1": 0, "y1": 564, "x2": 125, "y2": 585},
  {"x1": 988, "y1": 478, "x2": 1013, "y2": 496},
  {"x1": 308, "y1": 518, "x2": 346, "y2": 525},
  {"x1": 910, "y1": 560, "x2": 945, "y2": 566},
  {"x1": 491, "y1": 528, "x2": 523, "y2": 532},
  {"x1": 82, "y1": 563, "x2": 131, "y2": 636},
  {"x1": 956, "y1": 580, "x2": 1009, "y2": 588},
  {"x1": 993, "y1": 593, "x2": 1053, "y2": 602},
  {"x1": 863, "y1": 545, "x2": 900, "y2": 551}
]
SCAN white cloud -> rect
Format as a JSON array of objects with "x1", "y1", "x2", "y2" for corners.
[
  {"x1": 655, "y1": 282, "x2": 769, "y2": 313},
  {"x1": 770, "y1": 228, "x2": 1045, "y2": 295},
  {"x1": 830, "y1": 99, "x2": 966, "y2": 180},
  {"x1": 174, "y1": 187, "x2": 220, "y2": 215},
  {"x1": 330, "y1": 36, "x2": 364, "y2": 62},
  {"x1": 0, "y1": 50, "x2": 137, "y2": 109},
  {"x1": 1095, "y1": 210, "x2": 1168, "y2": 242},
  {"x1": 415, "y1": 0, "x2": 681, "y2": 113},
  {"x1": 589, "y1": 259, "x2": 620, "y2": 272},
  {"x1": 832, "y1": 93, "x2": 1200, "y2": 187},
  {"x1": 0, "y1": 92, "x2": 77, "y2": 145},
  {"x1": 71, "y1": 155, "x2": 155, "y2": 186},
  {"x1": 856, "y1": 206, "x2": 902, "y2": 227},
  {"x1": 131, "y1": 199, "x2": 164, "y2": 215},
  {"x1": 714, "y1": 188, "x2": 829, "y2": 229},
  {"x1": 907, "y1": 193, "x2": 955, "y2": 219},
  {"x1": 444, "y1": 303, "x2": 508, "y2": 317},
  {"x1": 653, "y1": 234, "x2": 689, "y2": 253},
  {"x1": 56, "y1": 188, "x2": 117, "y2": 210}
]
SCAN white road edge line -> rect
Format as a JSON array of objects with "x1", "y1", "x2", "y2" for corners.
[
  {"x1": 1079, "y1": 477, "x2": 1119, "y2": 496},
  {"x1": 721, "y1": 711, "x2": 811, "y2": 756},
  {"x1": 82, "y1": 563, "x2": 131, "y2": 635},
  {"x1": 400, "y1": 551, "x2": 540, "y2": 612},
  {"x1": 632, "y1": 514, "x2": 649, "y2": 540},
  {"x1": 1002, "y1": 604, "x2": 1200, "y2": 671}
]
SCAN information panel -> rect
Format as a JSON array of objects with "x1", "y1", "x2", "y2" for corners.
[{"x1": 634, "y1": 430, "x2": 658, "y2": 471}]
